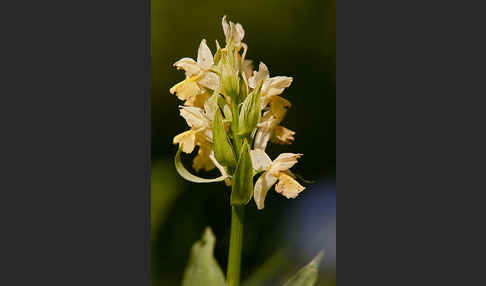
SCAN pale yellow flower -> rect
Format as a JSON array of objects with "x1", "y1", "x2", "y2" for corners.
[
  {"x1": 254, "y1": 111, "x2": 295, "y2": 150},
  {"x1": 241, "y1": 59, "x2": 254, "y2": 79},
  {"x1": 192, "y1": 134, "x2": 215, "y2": 172},
  {"x1": 180, "y1": 106, "x2": 211, "y2": 131},
  {"x1": 271, "y1": 125, "x2": 296, "y2": 145},
  {"x1": 173, "y1": 103, "x2": 214, "y2": 154},
  {"x1": 222, "y1": 16, "x2": 245, "y2": 48},
  {"x1": 248, "y1": 62, "x2": 292, "y2": 113},
  {"x1": 173, "y1": 130, "x2": 197, "y2": 154},
  {"x1": 174, "y1": 104, "x2": 218, "y2": 172},
  {"x1": 250, "y1": 150, "x2": 305, "y2": 209},
  {"x1": 170, "y1": 39, "x2": 219, "y2": 106},
  {"x1": 174, "y1": 130, "x2": 217, "y2": 172},
  {"x1": 170, "y1": 16, "x2": 309, "y2": 203}
]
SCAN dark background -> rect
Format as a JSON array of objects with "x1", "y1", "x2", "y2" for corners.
[{"x1": 151, "y1": 0, "x2": 335, "y2": 285}]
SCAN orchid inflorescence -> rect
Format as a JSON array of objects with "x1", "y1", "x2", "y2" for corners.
[{"x1": 170, "y1": 16, "x2": 306, "y2": 210}]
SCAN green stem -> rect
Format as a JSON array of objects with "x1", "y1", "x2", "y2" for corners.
[
  {"x1": 227, "y1": 205, "x2": 245, "y2": 286},
  {"x1": 231, "y1": 103, "x2": 242, "y2": 155}
]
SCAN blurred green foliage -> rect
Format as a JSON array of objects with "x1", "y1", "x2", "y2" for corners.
[
  {"x1": 181, "y1": 228, "x2": 226, "y2": 286},
  {"x1": 151, "y1": 0, "x2": 335, "y2": 285}
]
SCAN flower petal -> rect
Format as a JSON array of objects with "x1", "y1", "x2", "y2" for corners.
[
  {"x1": 180, "y1": 106, "x2": 209, "y2": 129},
  {"x1": 270, "y1": 95, "x2": 291, "y2": 120},
  {"x1": 222, "y1": 16, "x2": 230, "y2": 42},
  {"x1": 267, "y1": 76, "x2": 293, "y2": 89},
  {"x1": 269, "y1": 153, "x2": 302, "y2": 175},
  {"x1": 197, "y1": 39, "x2": 214, "y2": 70},
  {"x1": 254, "y1": 128, "x2": 272, "y2": 151},
  {"x1": 173, "y1": 58, "x2": 201, "y2": 77},
  {"x1": 253, "y1": 171, "x2": 278, "y2": 210},
  {"x1": 193, "y1": 139, "x2": 215, "y2": 172},
  {"x1": 242, "y1": 59, "x2": 254, "y2": 79},
  {"x1": 275, "y1": 173, "x2": 305, "y2": 199},
  {"x1": 271, "y1": 125, "x2": 296, "y2": 145},
  {"x1": 199, "y1": 71, "x2": 219, "y2": 91},
  {"x1": 170, "y1": 77, "x2": 201, "y2": 102},
  {"x1": 185, "y1": 91, "x2": 210, "y2": 109},
  {"x1": 173, "y1": 130, "x2": 197, "y2": 153},
  {"x1": 249, "y1": 62, "x2": 270, "y2": 89},
  {"x1": 257, "y1": 111, "x2": 278, "y2": 129},
  {"x1": 250, "y1": 149, "x2": 272, "y2": 172},
  {"x1": 234, "y1": 23, "x2": 245, "y2": 43}
]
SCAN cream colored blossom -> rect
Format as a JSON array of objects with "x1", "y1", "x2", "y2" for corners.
[
  {"x1": 173, "y1": 91, "x2": 225, "y2": 172},
  {"x1": 222, "y1": 16, "x2": 245, "y2": 48},
  {"x1": 241, "y1": 59, "x2": 254, "y2": 79},
  {"x1": 271, "y1": 125, "x2": 295, "y2": 145},
  {"x1": 170, "y1": 17, "x2": 309, "y2": 207},
  {"x1": 170, "y1": 39, "x2": 219, "y2": 106},
  {"x1": 192, "y1": 134, "x2": 215, "y2": 172},
  {"x1": 174, "y1": 105, "x2": 212, "y2": 146},
  {"x1": 173, "y1": 130, "x2": 197, "y2": 154},
  {"x1": 251, "y1": 150, "x2": 305, "y2": 209},
  {"x1": 173, "y1": 103, "x2": 213, "y2": 165},
  {"x1": 248, "y1": 62, "x2": 293, "y2": 113},
  {"x1": 254, "y1": 111, "x2": 295, "y2": 150}
]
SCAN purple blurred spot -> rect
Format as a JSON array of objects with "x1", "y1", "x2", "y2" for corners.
[{"x1": 283, "y1": 180, "x2": 336, "y2": 269}]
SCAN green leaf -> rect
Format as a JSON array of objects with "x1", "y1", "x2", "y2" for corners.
[
  {"x1": 231, "y1": 140, "x2": 254, "y2": 205},
  {"x1": 175, "y1": 147, "x2": 226, "y2": 183},
  {"x1": 213, "y1": 110, "x2": 237, "y2": 171},
  {"x1": 151, "y1": 161, "x2": 180, "y2": 241},
  {"x1": 181, "y1": 227, "x2": 226, "y2": 286},
  {"x1": 282, "y1": 251, "x2": 324, "y2": 286}
]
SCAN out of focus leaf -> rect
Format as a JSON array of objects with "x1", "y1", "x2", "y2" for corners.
[
  {"x1": 181, "y1": 227, "x2": 226, "y2": 286},
  {"x1": 175, "y1": 147, "x2": 226, "y2": 183},
  {"x1": 242, "y1": 249, "x2": 287, "y2": 286},
  {"x1": 282, "y1": 251, "x2": 324, "y2": 286},
  {"x1": 231, "y1": 140, "x2": 254, "y2": 205},
  {"x1": 151, "y1": 160, "x2": 180, "y2": 241}
]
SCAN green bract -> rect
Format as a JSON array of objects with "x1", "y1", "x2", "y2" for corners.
[
  {"x1": 238, "y1": 83, "x2": 261, "y2": 135},
  {"x1": 175, "y1": 147, "x2": 226, "y2": 183},
  {"x1": 231, "y1": 140, "x2": 254, "y2": 205},
  {"x1": 213, "y1": 110, "x2": 237, "y2": 173},
  {"x1": 221, "y1": 53, "x2": 240, "y2": 103}
]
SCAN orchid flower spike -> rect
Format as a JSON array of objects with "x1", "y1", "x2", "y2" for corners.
[{"x1": 170, "y1": 16, "x2": 309, "y2": 209}]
